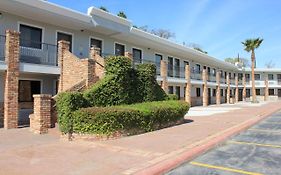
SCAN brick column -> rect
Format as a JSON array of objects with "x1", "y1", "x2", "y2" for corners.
[
  {"x1": 264, "y1": 76, "x2": 269, "y2": 101},
  {"x1": 125, "y1": 52, "x2": 133, "y2": 61},
  {"x1": 4, "y1": 30, "x2": 20, "y2": 129},
  {"x1": 216, "y1": 71, "x2": 221, "y2": 105},
  {"x1": 235, "y1": 74, "x2": 239, "y2": 103},
  {"x1": 226, "y1": 73, "x2": 230, "y2": 104},
  {"x1": 89, "y1": 47, "x2": 104, "y2": 84},
  {"x1": 30, "y1": 94, "x2": 52, "y2": 134},
  {"x1": 242, "y1": 74, "x2": 246, "y2": 101},
  {"x1": 202, "y1": 69, "x2": 208, "y2": 106},
  {"x1": 58, "y1": 40, "x2": 70, "y2": 93},
  {"x1": 160, "y1": 60, "x2": 168, "y2": 93},
  {"x1": 185, "y1": 64, "x2": 191, "y2": 104}
]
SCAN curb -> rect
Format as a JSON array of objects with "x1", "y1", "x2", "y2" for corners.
[{"x1": 134, "y1": 105, "x2": 281, "y2": 175}]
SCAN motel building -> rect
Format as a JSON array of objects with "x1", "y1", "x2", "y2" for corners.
[{"x1": 0, "y1": 0, "x2": 281, "y2": 129}]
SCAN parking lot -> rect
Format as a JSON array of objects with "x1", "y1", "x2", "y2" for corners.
[{"x1": 167, "y1": 111, "x2": 281, "y2": 175}]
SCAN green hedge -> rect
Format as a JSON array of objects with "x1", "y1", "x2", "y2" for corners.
[{"x1": 61, "y1": 100, "x2": 189, "y2": 136}]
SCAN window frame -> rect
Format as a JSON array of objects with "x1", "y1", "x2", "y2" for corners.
[
  {"x1": 89, "y1": 36, "x2": 104, "y2": 56},
  {"x1": 56, "y1": 30, "x2": 74, "y2": 52},
  {"x1": 114, "y1": 42, "x2": 126, "y2": 56},
  {"x1": 196, "y1": 87, "x2": 201, "y2": 97},
  {"x1": 18, "y1": 78, "x2": 43, "y2": 102},
  {"x1": 18, "y1": 22, "x2": 44, "y2": 50},
  {"x1": 132, "y1": 47, "x2": 143, "y2": 63},
  {"x1": 268, "y1": 74, "x2": 274, "y2": 80},
  {"x1": 269, "y1": 89, "x2": 275, "y2": 96},
  {"x1": 254, "y1": 74, "x2": 261, "y2": 80}
]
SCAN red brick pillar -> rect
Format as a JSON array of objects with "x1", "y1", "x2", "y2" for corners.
[
  {"x1": 242, "y1": 74, "x2": 246, "y2": 101},
  {"x1": 216, "y1": 71, "x2": 221, "y2": 105},
  {"x1": 90, "y1": 47, "x2": 105, "y2": 83},
  {"x1": 4, "y1": 30, "x2": 20, "y2": 129},
  {"x1": 125, "y1": 52, "x2": 133, "y2": 61},
  {"x1": 30, "y1": 94, "x2": 52, "y2": 134},
  {"x1": 264, "y1": 76, "x2": 269, "y2": 101},
  {"x1": 235, "y1": 74, "x2": 239, "y2": 103},
  {"x1": 202, "y1": 69, "x2": 208, "y2": 106},
  {"x1": 185, "y1": 64, "x2": 191, "y2": 104},
  {"x1": 57, "y1": 40, "x2": 70, "y2": 93},
  {"x1": 226, "y1": 73, "x2": 230, "y2": 104},
  {"x1": 160, "y1": 60, "x2": 168, "y2": 93}
]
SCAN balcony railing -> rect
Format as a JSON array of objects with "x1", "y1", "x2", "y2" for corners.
[
  {"x1": 0, "y1": 35, "x2": 5, "y2": 61},
  {"x1": 208, "y1": 74, "x2": 216, "y2": 82},
  {"x1": 191, "y1": 70, "x2": 202, "y2": 80},
  {"x1": 20, "y1": 39, "x2": 58, "y2": 66}
]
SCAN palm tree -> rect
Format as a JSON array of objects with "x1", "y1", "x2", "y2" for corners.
[
  {"x1": 242, "y1": 38, "x2": 263, "y2": 103},
  {"x1": 117, "y1": 11, "x2": 127, "y2": 19}
]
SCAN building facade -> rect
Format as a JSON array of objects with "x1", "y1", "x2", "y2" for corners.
[{"x1": 0, "y1": 0, "x2": 280, "y2": 128}]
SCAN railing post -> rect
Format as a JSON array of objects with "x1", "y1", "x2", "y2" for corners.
[
  {"x1": 235, "y1": 74, "x2": 239, "y2": 103},
  {"x1": 202, "y1": 69, "x2": 208, "y2": 106},
  {"x1": 185, "y1": 64, "x2": 191, "y2": 104},
  {"x1": 160, "y1": 60, "x2": 168, "y2": 93},
  {"x1": 4, "y1": 30, "x2": 20, "y2": 129},
  {"x1": 226, "y1": 73, "x2": 230, "y2": 104},
  {"x1": 216, "y1": 71, "x2": 221, "y2": 105},
  {"x1": 264, "y1": 76, "x2": 269, "y2": 101},
  {"x1": 242, "y1": 74, "x2": 246, "y2": 101}
]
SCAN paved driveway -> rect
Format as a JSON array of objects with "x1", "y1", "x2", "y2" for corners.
[{"x1": 167, "y1": 111, "x2": 281, "y2": 175}]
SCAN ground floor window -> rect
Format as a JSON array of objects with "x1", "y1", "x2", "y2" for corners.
[
  {"x1": 213, "y1": 89, "x2": 216, "y2": 97},
  {"x1": 175, "y1": 86, "x2": 180, "y2": 99},
  {"x1": 19, "y1": 80, "x2": 41, "y2": 102},
  {"x1": 168, "y1": 86, "x2": 174, "y2": 94},
  {"x1": 246, "y1": 89, "x2": 250, "y2": 97},
  {"x1": 196, "y1": 88, "x2": 201, "y2": 97},
  {"x1": 269, "y1": 89, "x2": 275, "y2": 95},
  {"x1": 184, "y1": 87, "x2": 186, "y2": 97},
  {"x1": 256, "y1": 89, "x2": 261, "y2": 96}
]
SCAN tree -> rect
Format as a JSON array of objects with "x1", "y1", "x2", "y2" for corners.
[
  {"x1": 224, "y1": 57, "x2": 250, "y2": 67},
  {"x1": 242, "y1": 38, "x2": 263, "y2": 103},
  {"x1": 117, "y1": 11, "x2": 127, "y2": 19},
  {"x1": 151, "y1": 29, "x2": 175, "y2": 39},
  {"x1": 265, "y1": 60, "x2": 275, "y2": 68},
  {"x1": 99, "y1": 6, "x2": 109, "y2": 12}
]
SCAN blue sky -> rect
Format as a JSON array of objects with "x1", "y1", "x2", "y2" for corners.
[{"x1": 48, "y1": 0, "x2": 281, "y2": 68}]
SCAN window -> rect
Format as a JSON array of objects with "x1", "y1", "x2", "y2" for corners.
[
  {"x1": 90, "y1": 38, "x2": 102, "y2": 56},
  {"x1": 168, "y1": 86, "x2": 174, "y2": 94},
  {"x1": 246, "y1": 89, "x2": 251, "y2": 97},
  {"x1": 19, "y1": 80, "x2": 41, "y2": 102},
  {"x1": 196, "y1": 88, "x2": 201, "y2": 97},
  {"x1": 238, "y1": 73, "x2": 243, "y2": 80},
  {"x1": 213, "y1": 89, "x2": 216, "y2": 97},
  {"x1": 269, "y1": 89, "x2": 275, "y2": 95},
  {"x1": 268, "y1": 74, "x2": 274, "y2": 80},
  {"x1": 256, "y1": 89, "x2": 261, "y2": 95},
  {"x1": 168, "y1": 57, "x2": 173, "y2": 77},
  {"x1": 184, "y1": 87, "x2": 186, "y2": 97},
  {"x1": 115, "y1": 43, "x2": 125, "y2": 56},
  {"x1": 175, "y1": 86, "x2": 180, "y2": 99},
  {"x1": 132, "y1": 48, "x2": 142, "y2": 63},
  {"x1": 20, "y1": 24, "x2": 42, "y2": 49},
  {"x1": 195, "y1": 64, "x2": 201, "y2": 73},
  {"x1": 207, "y1": 67, "x2": 211, "y2": 75},
  {"x1": 57, "y1": 32, "x2": 72, "y2": 52},
  {"x1": 245, "y1": 74, "x2": 250, "y2": 81},
  {"x1": 175, "y1": 58, "x2": 180, "y2": 78},
  {"x1": 278, "y1": 74, "x2": 281, "y2": 81},
  {"x1": 155, "y1": 54, "x2": 162, "y2": 75},
  {"x1": 255, "y1": 74, "x2": 261, "y2": 80},
  {"x1": 220, "y1": 89, "x2": 224, "y2": 96}
]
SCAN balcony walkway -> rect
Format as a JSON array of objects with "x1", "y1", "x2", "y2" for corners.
[{"x1": 0, "y1": 101, "x2": 281, "y2": 175}]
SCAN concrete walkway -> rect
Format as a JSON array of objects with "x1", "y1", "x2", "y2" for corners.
[{"x1": 0, "y1": 101, "x2": 281, "y2": 175}]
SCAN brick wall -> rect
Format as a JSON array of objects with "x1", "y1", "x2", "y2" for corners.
[{"x1": 58, "y1": 40, "x2": 97, "y2": 92}]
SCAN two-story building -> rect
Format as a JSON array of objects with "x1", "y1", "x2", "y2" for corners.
[{"x1": 0, "y1": 0, "x2": 280, "y2": 129}]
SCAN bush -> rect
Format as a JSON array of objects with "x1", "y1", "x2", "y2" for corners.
[
  {"x1": 56, "y1": 92, "x2": 88, "y2": 133},
  {"x1": 166, "y1": 94, "x2": 179, "y2": 100},
  {"x1": 70, "y1": 100, "x2": 189, "y2": 136}
]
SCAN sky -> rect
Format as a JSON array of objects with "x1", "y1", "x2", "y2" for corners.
[{"x1": 48, "y1": 0, "x2": 281, "y2": 68}]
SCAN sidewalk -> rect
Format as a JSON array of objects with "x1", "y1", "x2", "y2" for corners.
[{"x1": 0, "y1": 101, "x2": 281, "y2": 175}]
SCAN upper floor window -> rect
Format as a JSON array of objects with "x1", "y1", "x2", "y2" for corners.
[
  {"x1": 238, "y1": 73, "x2": 243, "y2": 80},
  {"x1": 245, "y1": 74, "x2": 250, "y2": 81},
  {"x1": 20, "y1": 24, "x2": 42, "y2": 49},
  {"x1": 254, "y1": 74, "x2": 261, "y2": 80},
  {"x1": 115, "y1": 43, "x2": 125, "y2": 56},
  {"x1": 268, "y1": 74, "x2": 274, "y2": 80},
  {"x1": 132, "y1": 48, "x2": 142, "y2": 63},
  {"x1": 278, "y1": 74, "x2": 281, "y2": 81},
  {"x1": 155, "y1": 54, "x2": 162, "y2": 75},
  {"x1": 90, "y1": 38, "x2": 102, "y2": 56},
  {"x1": 57, "y1": 32, "x2": 72, "y2": 52},
  {"x1": 174, "y1": 58, "x2": 180, "y2": 78},
  {"x1": 195, "y1": 64, "x2": 201, "y2": 73},
  {"x1": 168, "y1": 57, "x2": 173, "y2": 77}
]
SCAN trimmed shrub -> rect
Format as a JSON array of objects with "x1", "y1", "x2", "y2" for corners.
[
  {"x1": 166, "y1": 94, "x2": 179, "y2": 100},
  {"x1": 105, "y1": 56, "x2": 132, "y2": 75},
  {"x1": 70, "y1": 100, "x2": 189, "y2": 136},
  {"x1": 56, "y1": 92, "x2": 88, "y2": 134}
]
